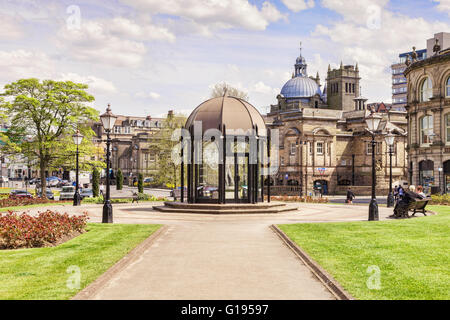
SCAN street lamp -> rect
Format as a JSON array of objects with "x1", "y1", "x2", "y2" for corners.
[
  {"x1": 384, "y1": 131, "x2": 395, "y2": 208},
  {"x1": 100, "y1": 104, "x2": 117, "y2": 223},
  {"x1": 365, "y1": 113, "x2": 382, "y2": 221},
  {"x1": 72, "y1": 130, "x2": 84, "y2": 206}
]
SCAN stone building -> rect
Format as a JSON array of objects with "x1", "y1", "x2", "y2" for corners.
[
  {"x1": 404, "y1": 33, "x2": 450, "y2": 194},
  {"x1": 266, "y1": 48, "x2": 408, "y2": 196},
  {"x1": 92, "y1": 112, "x2": 171, "y2": 184}
]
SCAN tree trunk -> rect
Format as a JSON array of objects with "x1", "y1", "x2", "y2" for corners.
[{"x1": 40, "y1": 160, "x2": 47, "y2": 199}]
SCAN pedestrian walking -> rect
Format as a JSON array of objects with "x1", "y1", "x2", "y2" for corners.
[{"x1": 346, "y1": 187, "x2": 355, "y2": 204}]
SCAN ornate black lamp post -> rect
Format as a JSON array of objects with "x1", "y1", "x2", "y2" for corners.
[
  {"x1": 365, "y1": 113, "x2": 382, "y2": 221},
  {"x1": 385, "y1": 131, "x2": 395, "y2": 208},
  {"x1": 100, "y1": 104, "x2": 117, "y2": 223},
  {"x1": 72, "y1": 130, "x2": 84, "y2": 206}
]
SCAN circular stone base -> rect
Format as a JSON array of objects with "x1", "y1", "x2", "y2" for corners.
[{"x1": 152, "y1": 201, "x2": 298, "y2": 214}]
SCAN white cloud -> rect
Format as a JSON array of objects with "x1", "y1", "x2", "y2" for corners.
[
  {"x1": 57, "y1": 20, "x2": 147, "y2": 67},
  {"x1": 0, "y1": 50, "x2": 55, "y2": 81},
  {"x1": 433, "y1": 0, "x2": 450, "y2": 15},
  {"x1": 251, "y1": 81, "x2": 279, "y2": 95},
  {"x1": 120, "y1": 0, "x2": 286, "y2": 32},
  {"x1": 108, "y1": 17, "x2": 176, "y2": 42},
  {"x1": 311, "y1": 2, "x2": 450, "y2": 103},
  {"x1": 0, "y1": 14, "x2": 24, "y2": 40},
  {"x1": 135, "y1": 91, "x2": 161, "y2": 99},
  {"x1": 281, "y1": 0, "x2": 315, "y2": 12},
  {"x1": 58, "y1": 73, "x2": 117, "y2": 94}
]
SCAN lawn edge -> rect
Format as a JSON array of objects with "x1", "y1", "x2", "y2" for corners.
[
  {"x1": 72, "y1": 224, "x2": 168, "y2": 300},
  {"x1": 270, "y1": 224, "x2": 354, "y2": 301}
]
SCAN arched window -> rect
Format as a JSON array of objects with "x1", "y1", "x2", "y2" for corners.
[
  {"x1": 420, "y1": 77, "x2": 433, "y2": 102},
  {"x1": 420, "y1": 115, "x2": 433, "y2": 144},
  {"x1": 446, "y1": 76, "x2": 450, "y2": 98}
]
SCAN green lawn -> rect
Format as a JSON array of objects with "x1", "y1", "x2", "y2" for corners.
[
  {"x1": 279, "y1": 205, "x2": 450, "y2": 300},
  {"x1": 0, "y1": 223, "x2": 161, "y2": 300}
]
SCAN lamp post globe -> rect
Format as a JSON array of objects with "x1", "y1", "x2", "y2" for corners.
[
  {"x1": 72, "y1": 130, "x2": 83, "y2": 206},
  {"x1": 365, "y1": 112, "x2": 381, "y2": 221},
  {"x1": 384, "y1": 131, "x2": 395, "y2": 208},
  {"x1": 100, "y1": 104, "x2": 117, "y2": 223}
]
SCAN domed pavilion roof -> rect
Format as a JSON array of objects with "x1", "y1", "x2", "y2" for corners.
[
  {"x1": 185, "y1": 95, "x2": 266, "y2": 135},
  {"x1": 280, "y1": 76, "x2": 322, "y2": 99}
]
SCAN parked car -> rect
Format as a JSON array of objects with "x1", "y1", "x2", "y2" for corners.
[
  {"x1": 37, "y1": 188, "x2": 54, "y2": 200},
  {"x1": 29, "y1": 178, "x2": 40, "y2": 185},
  {"x1": 59, "y1": 186, "x2": 75, "y2": 200},
  {"x1": 9, "y1": 190, "x2": 33, "y2": 199},
  {"x1": 80, "y1": 188, "x2": 93, "y2": 199},
  {"x1": 46, "y1": 177, "x2": 60, "y2": 187}
]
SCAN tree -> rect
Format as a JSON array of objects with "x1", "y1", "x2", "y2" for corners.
[
  {"x1": 116, "y1": 169, "x2": 123, "y2": 190},
  {"x1": 92, "y1": 167, "x2": 100, "y2": 197},
  {"x1": 154, "y1": 112, "x2": 186, "y2": 188},
  {"x1": 210, "y1": 82, "x2": 249, "y2": 100},
  {"x1": 138, "y1": 173, "x2": 144, "y2": 194},
  {"x1": 0, "y1": 78, "x2": 99, "y2": 193}
]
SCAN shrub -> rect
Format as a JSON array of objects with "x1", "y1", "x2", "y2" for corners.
[
  {"x1": 430, "y1": 194, "x2": 450, "y2": 205},
  {"x1": 0, "y1": 197, "x2": 68, "y2": 208},
  {"x1": 138, "y1": 174, "x2": 144, "y2": 194},
  {"x1": 0, "y1": 210, "x2": 88, "y2": 249},
  {"x1": 92, "y1": 167, "x2": 100, "y2": 197},
  {"x1": 116, "y1": 169, "x2": 123, "y2": 191}
]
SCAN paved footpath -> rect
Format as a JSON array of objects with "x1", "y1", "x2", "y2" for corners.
[{"x1": 23, "y1": 202, "x2": 397, "y2": 300}]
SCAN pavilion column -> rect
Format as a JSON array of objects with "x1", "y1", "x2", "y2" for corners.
[
  {"x1": 222, "y1": 124, "x2": 227, "y2": 204},
  {"x1": 180, "y1": 136, "x2": 184, "y2": 203},
  {"x1": 267, "y1": 128, "x2": 271, "y2": 203}
]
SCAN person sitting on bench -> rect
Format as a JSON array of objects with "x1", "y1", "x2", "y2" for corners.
[{"x1": 391, "y1": 185, "x2": 422, "y2": 218}]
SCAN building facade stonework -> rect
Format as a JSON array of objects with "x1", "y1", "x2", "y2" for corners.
[
  {"x1": 405, "y1": 38, "x2": 450, "y2": 194},
  {"x1": 92, "y1": 112, "x2": 170, "y2": 184},
  {"x1": 266, "y1": 49, "x2": 408, "y2": 196}
]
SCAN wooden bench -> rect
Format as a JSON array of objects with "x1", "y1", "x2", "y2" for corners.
[{"x1": 401, "y1": 198, "x2": 430, "y2": 218}]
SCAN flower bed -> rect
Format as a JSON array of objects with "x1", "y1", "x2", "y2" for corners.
[
  {"x1": 0, "y1": 197, "x2": 68, "y2": 208},
  {"x1": 0, "y1": 211, "x2": 88, "y2": 249},
  {"x1": 267, "y1": 195, "x2": 329, "y2": 203}
]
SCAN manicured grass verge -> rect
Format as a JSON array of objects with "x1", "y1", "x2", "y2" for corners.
[
  {"x1": 0, "y1": 223, "x2": 161, "y2": 300},
  {"x1": 278, "y1": 205, "x2": 450, "y2": 300}
]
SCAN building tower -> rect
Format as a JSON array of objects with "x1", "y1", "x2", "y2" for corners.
[
  {"x1": 353, "y1": 86, "x2": 368, "y2": 111},
  {"x1": 326, "y1": 62, "x2": 360, "y2": 111}
]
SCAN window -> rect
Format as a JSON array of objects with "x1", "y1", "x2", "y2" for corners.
[
  {"x1": 345, "y1": 83, "x2": 348, "y2": 93},
  {"x1": 367, "y1": 142, "x2": 381, "y2": 155},
  {"x1": 309, "y1": 142, "x2": 313, "y2": 154},
  {"x1": 280, "y1": 156, "x2": 285, "y2": 166},
  {"x1": 114, "y1": 126, "x2": 121, "y2": 134},
  {"x1": 316, "y1": 142, "x2": 324, "y2": 155},
  {"x1": 446, "y1": 77, "x2": 450, "y2": 98},
  {"x1": 352, "y1": 83, "x2": 355, "y2": 93},
  {"x1": 420, "y1": 115, "x2": 433, "y2": 144},
  {"x1": 420, "y1": 77, "x2": 433, "y2": 102},
  {"x1": 289, "y1": 142, "x2": 296, "y2": 155},
  {"x1": 123, "y1": 127, "x2": 131, "y2": 134},
  {"x1": 149, "y1": 152, "x2": 156, "y2": 162}
]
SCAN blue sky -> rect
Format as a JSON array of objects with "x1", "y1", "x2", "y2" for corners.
[{"x1": 0, "y1": 0, "x2": 449, "y2": 117}]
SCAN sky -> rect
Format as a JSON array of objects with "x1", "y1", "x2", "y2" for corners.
[{"x1": 0, "y1": 0, "x2": 449, "y2": 117}]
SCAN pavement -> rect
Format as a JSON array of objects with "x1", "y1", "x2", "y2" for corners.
[{"x1": 20, "y1": 202, "x2": 399, "y2": 300}]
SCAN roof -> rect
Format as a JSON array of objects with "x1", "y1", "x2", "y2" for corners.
[
  {"x1": 185, "y1": 95, "x2": 266, "y2": 135},
  {"x1": 280, "y1": 76, "x2": 321, "y2": 99}
]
